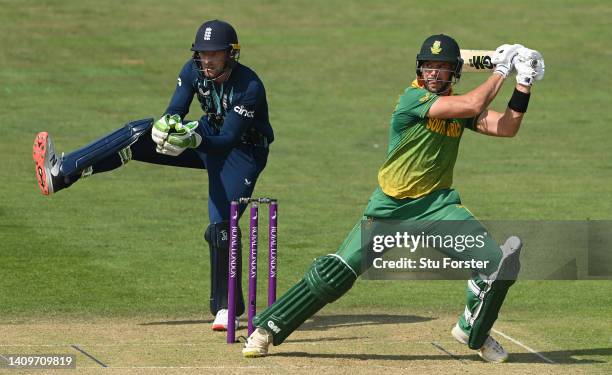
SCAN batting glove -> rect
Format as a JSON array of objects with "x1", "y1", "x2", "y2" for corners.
[
  {"x1": 157, "y1": 120, "x2": 202, "y2": 156},
  {"x1": 515, "y1": 47, "x2": 545, "y2": 86},
  {"x1": 491, "y1": 44, "x2": 523, "y2": 78}
]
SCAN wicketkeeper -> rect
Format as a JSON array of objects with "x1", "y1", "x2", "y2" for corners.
[
  {"x1": 242, "y1": 34, "x2": 544, "y2": 363},
  {"x1": 32, "y1": 20, "x2": 274, "y2": 331}
]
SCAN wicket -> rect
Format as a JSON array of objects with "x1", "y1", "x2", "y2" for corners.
[{"x1": 227, "y1": 197, "x2": 278, "y2": 344}]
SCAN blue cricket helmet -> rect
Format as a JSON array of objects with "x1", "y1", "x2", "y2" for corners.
[{"x1": 191, "y1": 19, "x2": 240, "y2": 58}]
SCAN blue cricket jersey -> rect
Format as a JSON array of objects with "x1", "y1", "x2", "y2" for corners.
[{"x1": 165, "y1": 60, "x2": 274, "y2": 152}]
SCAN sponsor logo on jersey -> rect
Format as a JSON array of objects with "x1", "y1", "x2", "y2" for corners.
[
  {"x1": 430, "y1": 41, "x2": 442, "y2": 54},
  {"x1": 468, "y1": 55, "x2": 494, "y2": 70},
  {"x1": 234, "y1": 105, "x2": 255, "y2": 118},
  {"x1": 426, "y1": 118, "x2": 461, "y2": 138}
]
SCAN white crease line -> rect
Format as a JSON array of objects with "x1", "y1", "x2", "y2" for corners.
[{"x1": 492, "y1": 329, "x2": 556, "y2": 364}]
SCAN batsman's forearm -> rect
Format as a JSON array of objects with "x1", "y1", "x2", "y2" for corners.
[
  {"x1": 478, "y1": 74, "x2": 506, "y2": 111},
  {"x1": 498, "y1": 83, "x2": 531, "y2": 136},
  {"x1": 497, "y1": 107, "x2": 524, "y2": 137},
  {"x1": 462, "y1": 74, "x2": 506, "y2": 115}
]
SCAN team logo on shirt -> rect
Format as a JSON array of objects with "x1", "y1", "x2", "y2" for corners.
[
  {"x1": 430, "y1": 41, "x2": 442, "y2": 54},
  {"x1": 234, "y1": 105, "x2": 255, "y2": 118},
  {"x1": 419, "y1": 92, "x2": 431, "y2": 103}
]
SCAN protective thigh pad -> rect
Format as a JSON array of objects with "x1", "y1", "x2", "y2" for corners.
[
  {"x1": 253, "y1": 254, "x2": 357, "y2": 345},
  {"x1": 60, "y1": 118, "x2": 153, "y2": 176},
  {"x1": 467, "y1": 236, "x2": 522, "y2": 349},
  {"x1": 205, "y1": 222, "x2": 244, "y2": 316}
]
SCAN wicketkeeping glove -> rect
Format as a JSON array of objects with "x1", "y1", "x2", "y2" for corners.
[
  {"x1": 515, "y1": 47, "x2": 545, "y2": 86},
  {"x1": 152, "y1": 114, "x2": 181, "y2": 148},
  {"x1": 157, "y1": 120, "x2": 202, "y2": 156},
  {"x1": 491, "y1": 43, "x2": 523, "y2": 78}
]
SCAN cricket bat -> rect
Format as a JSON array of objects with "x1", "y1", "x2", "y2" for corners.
[{"x1": 460, "y1": 49, "x2": 495, "y2": 72}]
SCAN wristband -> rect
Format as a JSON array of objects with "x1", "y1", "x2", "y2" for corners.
[{"x1": 508, "y1": 88, "x2": 530, "y2": 113}]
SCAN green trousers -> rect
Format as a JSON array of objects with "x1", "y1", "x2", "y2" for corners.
[
  {"x1": 254, "y1": 188, "x2": 512, "y2": 349},
  {"x1": 341, "y1": 188, "x2": 506, "y2": 343}
]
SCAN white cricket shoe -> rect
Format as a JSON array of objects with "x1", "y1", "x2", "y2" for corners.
[
  {"x1": 452, "y1": 324, "x2": 508, "y2": 363},
  {"x1": 211, "y1": 309, "x2": 239, "y2": 331},
  {"x1": 242, "y1": 327, "x2": 272, "y2": 358}
]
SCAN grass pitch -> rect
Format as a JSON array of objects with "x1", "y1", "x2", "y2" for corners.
[
  {"x1": 1, "y1": 0, "x2": 611, "y2": 373},
  {"x1": 2, "y1": 310, "x2": 609, "y2": 374}
]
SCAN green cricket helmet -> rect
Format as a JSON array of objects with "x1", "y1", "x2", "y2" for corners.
[{"x1": 416, "y1": 34, "x2": 463, "y2": 82}]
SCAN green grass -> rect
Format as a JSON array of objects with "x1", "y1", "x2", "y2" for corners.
[{"x1": 1, "y1": 0, "x2": 611, "y2": 367}]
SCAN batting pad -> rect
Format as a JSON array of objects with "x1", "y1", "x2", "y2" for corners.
[{"x1": 253, "y1": 254, "x2": 357, "y2": 345}]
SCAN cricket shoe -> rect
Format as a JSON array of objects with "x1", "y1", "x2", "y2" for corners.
[
  {"x1": 451, "y1": 324, "x2": 508, "y2": 363},
  {"x1": 242, "y1": 327, "x2": 272, "y2": 358},
  {"x1": 33, "y1": 132, "x2": 65, "y2": 195},
  {"x1": 211, "y1": 309, "x2": 240, "y2": 331}
]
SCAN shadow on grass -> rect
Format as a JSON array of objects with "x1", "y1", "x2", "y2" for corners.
[
  {"x1": 299, "y1": 314, "x2": 435, "y2": 331},
  {"x1": 272, "y1": 347, "x2": 612, "y2": 364},
  {"x1": 139, "y1": 319, "x2": 213, "y2": 326},
  {"x1": 287, "y1": 336, "x2": 365, "y2": 343},
  {"x1": 138, "y1": 313, "x2": 433, "y2": 329}
]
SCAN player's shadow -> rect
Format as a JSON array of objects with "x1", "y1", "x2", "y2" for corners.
[
  {"x1": 298, "y1": 314, "x2": 435, "y2": 332},
  {"x1": 273, "y1": 347, "x2": 612, "y2": 364},
  {"x1": 139, "y1": 319, "x2": 213, "y2": 326},
  {"x1": 139, "y1": 313, "x2": 433, "y2": 328},
  {"x1": 286, "y1": 336, "x2": 365, "y2": 343}
]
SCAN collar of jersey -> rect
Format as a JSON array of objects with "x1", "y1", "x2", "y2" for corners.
[{"x1": 411, "y1": 79, "x2": 453, "y2": 95}]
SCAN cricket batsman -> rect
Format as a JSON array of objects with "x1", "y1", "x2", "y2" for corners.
[
  {"x1": 32, "y1": 20, "x2": 273, "y2": 331},
  {"x1": 242, "y1": 35, "x2": 545, "y2": 362}
]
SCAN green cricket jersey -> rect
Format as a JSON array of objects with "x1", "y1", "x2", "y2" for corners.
[{"x1": 377, "y1": 80, "x2": 476, "y2": 199}]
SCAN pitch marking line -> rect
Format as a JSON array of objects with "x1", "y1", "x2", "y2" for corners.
[
  {"x1": 71, "y1": 345, "x2": 108, "y2": 368},
  {"x1": 492, "y1": 329, "x2": 557, "y2": 364},
  {"x1": 431, "y1": 341, "x2": 466, "y2": 363}
]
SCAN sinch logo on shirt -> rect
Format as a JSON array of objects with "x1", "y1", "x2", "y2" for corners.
[{"x1": 234, "y1": 105, "x2": 255, "y2": 118}]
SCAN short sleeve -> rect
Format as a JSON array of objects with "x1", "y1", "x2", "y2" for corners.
[{"x1": 391, "y1": 87, "x2": 439, "y2": 129}]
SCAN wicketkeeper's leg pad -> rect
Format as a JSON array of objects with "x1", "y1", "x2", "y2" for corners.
[
  {"x1": 205, "y1": 222, "x2": 245, "y2": 316},
  {"x1": 253, "y1": 254, "x2": 357, "y2": 345},
  {"x1": 60, "y1": 118, "x2": 153, "y2": 176},
  {"x1": 462, "y1": 236, "x2": 522, "y2": 349}
]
